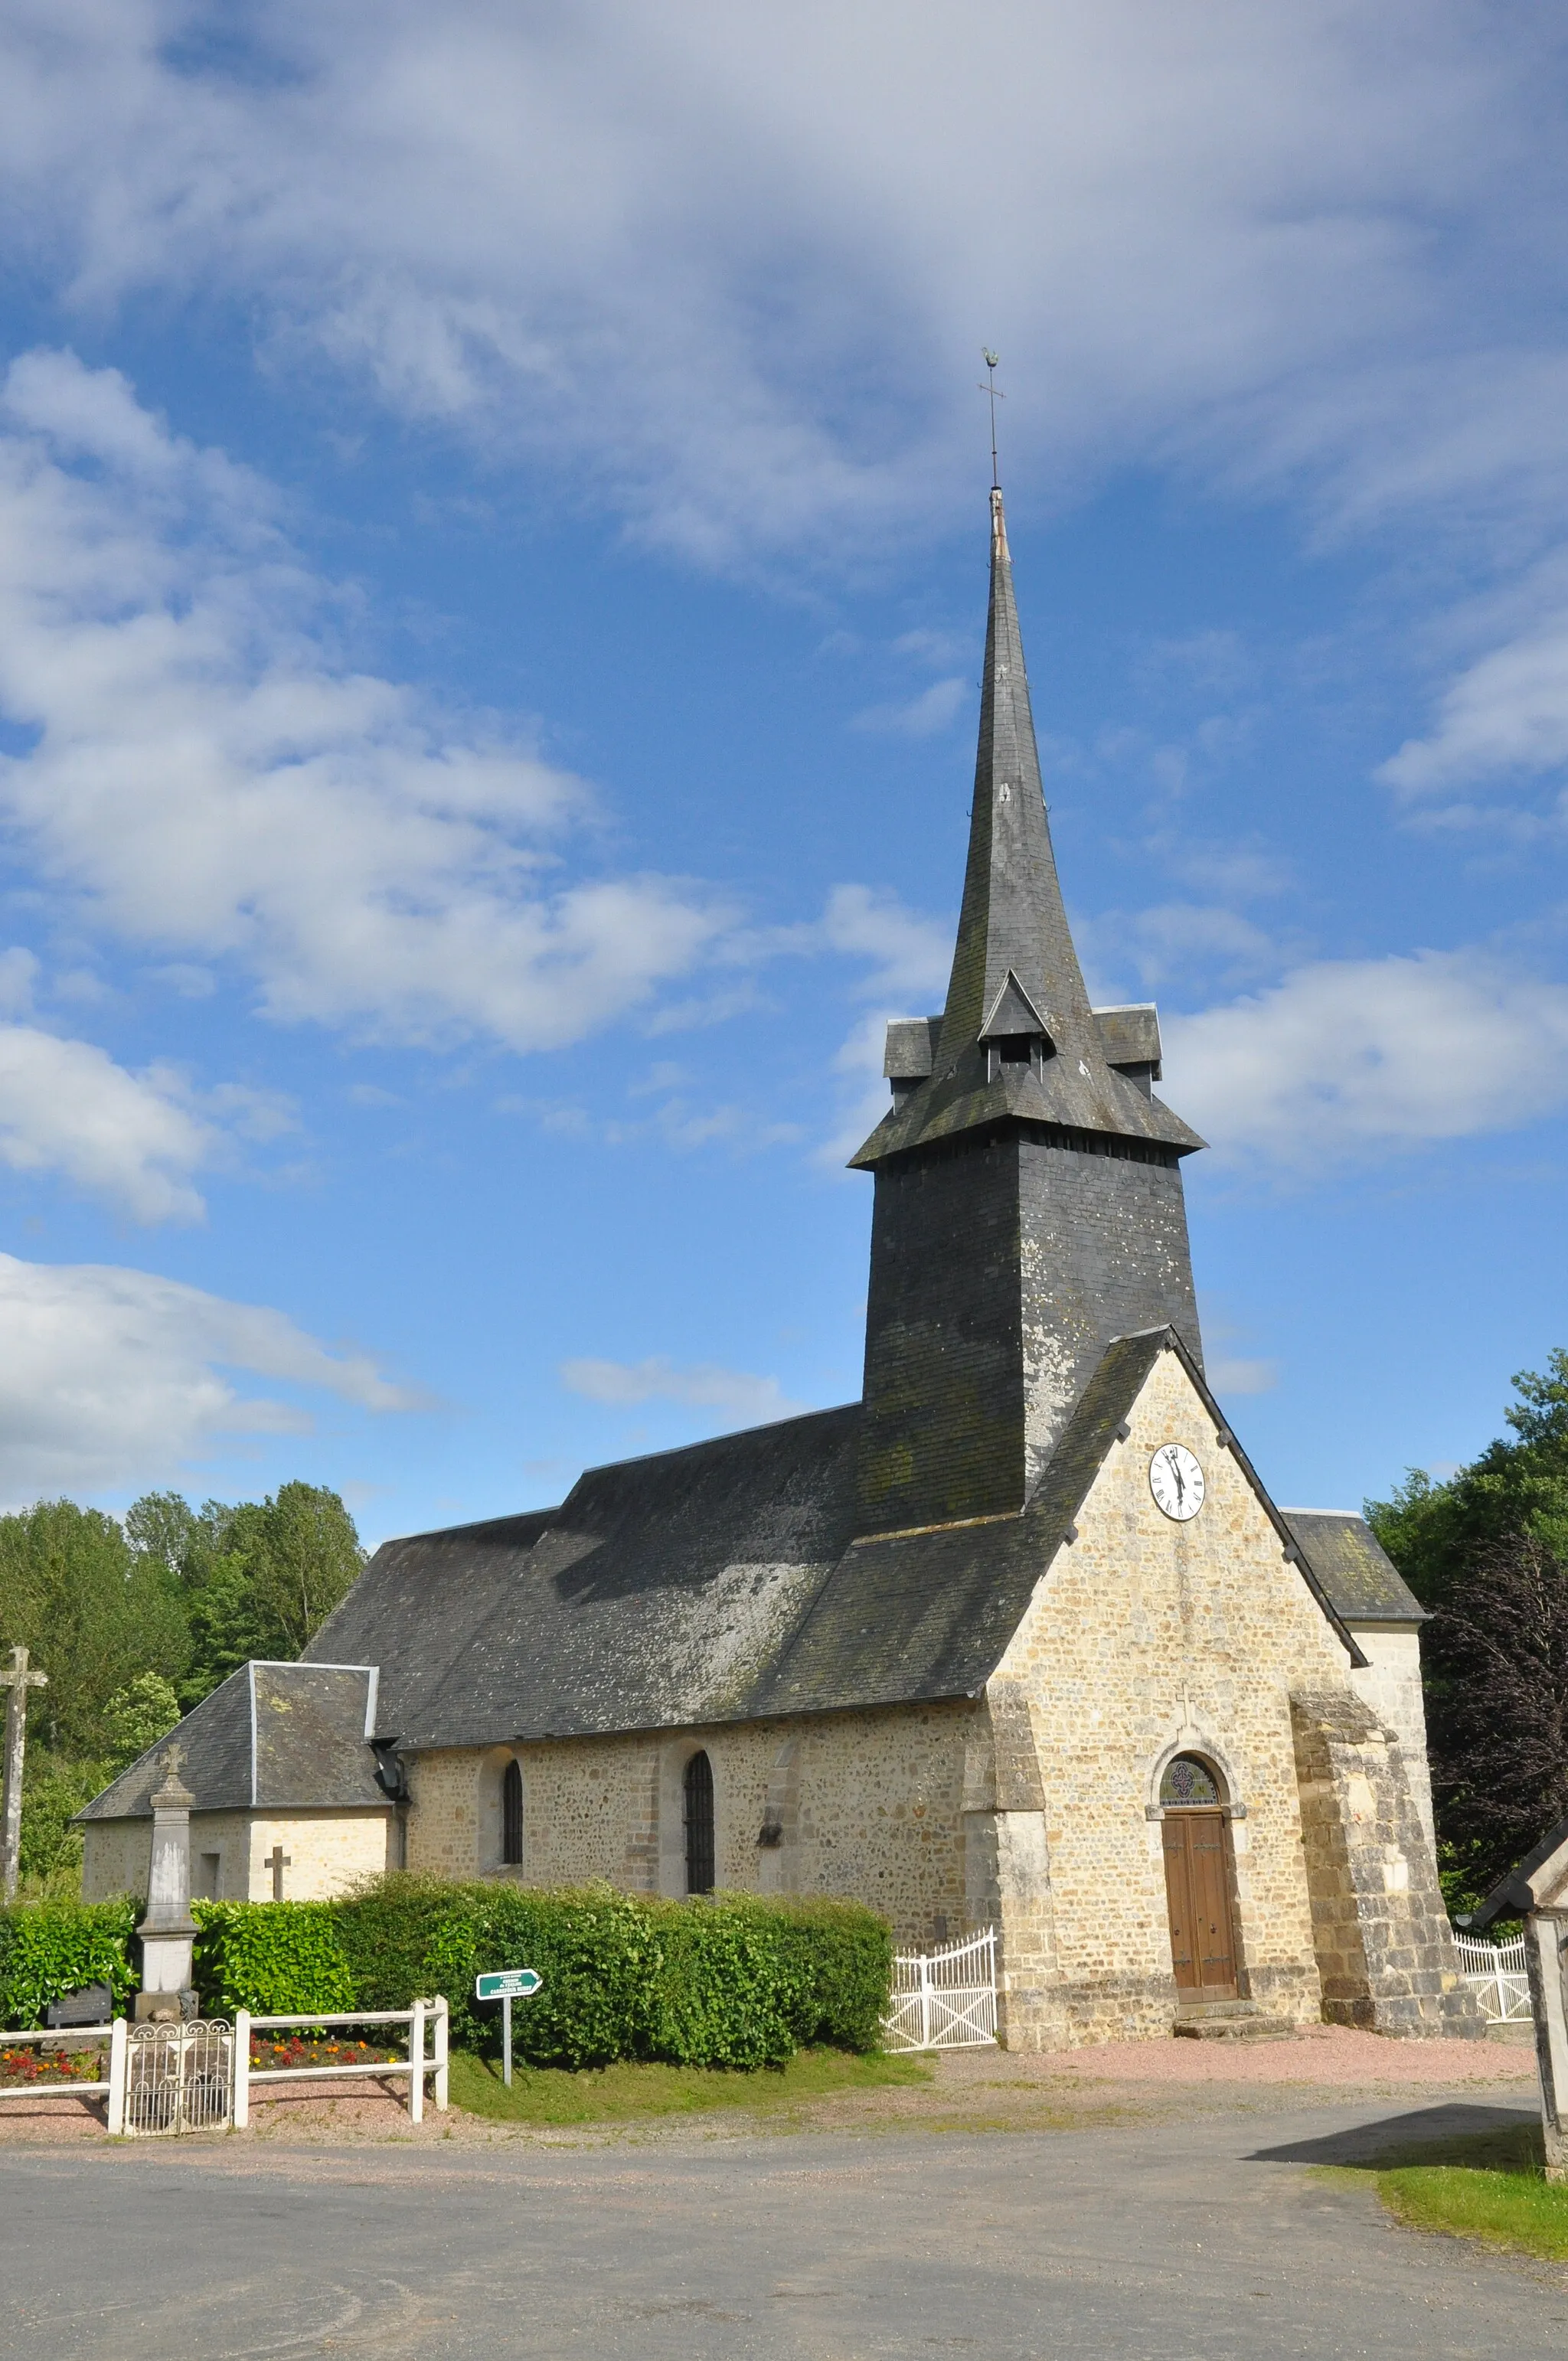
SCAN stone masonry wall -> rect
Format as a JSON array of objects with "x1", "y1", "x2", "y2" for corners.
[
  {"x1": 992, "y1": 1345, "x2": 1360, "y2": 2046},
  {"x1": 1346, "y1": 1623, "x2": 1436, "y2": 1855},
  {"x1": 1290, "y1": 1688, "x2": 1481, "y2": 2036},
  {"x1": 81, "y1": 1808, "x2": 396, "y2": 1903},
  {"x1": 406, "y1": 1703, "x2": 972, "y2": 1946}
]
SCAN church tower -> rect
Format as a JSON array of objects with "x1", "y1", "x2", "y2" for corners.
[{"x1": 852, "y1": 488, "x2": 1207, "y2": 1536}]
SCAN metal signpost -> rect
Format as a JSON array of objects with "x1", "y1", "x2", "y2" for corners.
[{"x1": 475, "y1": 1967, "x2": 543, "y2": 2086}]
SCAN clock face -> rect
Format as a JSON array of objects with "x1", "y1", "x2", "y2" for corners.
[{"x1": 1150, "y1": 1442, "x2": 1204, "y2": 1522}]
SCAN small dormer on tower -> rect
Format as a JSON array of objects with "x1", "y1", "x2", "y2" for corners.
[{"x1": 978, "y1": 970, "x2": 1054, "y2": 1084}]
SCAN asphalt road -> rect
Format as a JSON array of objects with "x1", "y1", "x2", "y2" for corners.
[{"x1": 3, "y1": 2095, "x2": 1564, "y2": 2359}]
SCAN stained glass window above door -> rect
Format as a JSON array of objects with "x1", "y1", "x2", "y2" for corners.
[{"x1": 1160, "y1": 1754, "x2": 1220, "y2": 1807}]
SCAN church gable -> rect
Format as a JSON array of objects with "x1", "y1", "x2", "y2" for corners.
[{"x1": 997, "y1": 1338, "x2": 1360, "y2": 1700}]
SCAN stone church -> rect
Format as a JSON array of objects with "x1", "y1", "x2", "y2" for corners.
[{"x1": 83, "y1": 488, "x2": 1478, "y2": 2045}]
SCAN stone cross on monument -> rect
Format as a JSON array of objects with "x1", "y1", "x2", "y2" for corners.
[
  {"x1": 135, "y1": 1743, "x2": 199, "y2": 2022},
  {"x1": 0, "y1": 1644, "x2": 48, "y2": 1904}
]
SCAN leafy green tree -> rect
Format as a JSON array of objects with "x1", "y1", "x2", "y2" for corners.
[
  {"x1": 178, "y1": 1484, "x2": 365, "y2": 1700},
  {"x1": 1368, "y1": 1348, "x2": 1568, "y2": 1902},
  {"x1": 18, "y1": 1750, "x2": 112, "y2": 1896},
  {"x1": 102, "y1": 1673, "x2": 183, "y2": 1772},
  {"x1": 0, "y1": 1501, "x2": 188, "y2": 1755}
]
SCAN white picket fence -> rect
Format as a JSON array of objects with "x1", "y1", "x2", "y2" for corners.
[
  {"x1": 1, "y1": 2000, "x2": 449, "y2": 2132},
  {"x1": 233, "y1": 2001, "x2": 449, "y2": 2128},
  {"x1": 883, "y1": 1926, "x2": 998, "y2": 2051},
  {"x1": 1454, "y1": 1932, "x2": 1533, "y2": 2024},
  {"x1": 0, "y1": 2020, "x2": 125, "y2": 2114}
]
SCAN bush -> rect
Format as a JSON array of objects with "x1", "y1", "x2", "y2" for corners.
[
  {"x1": 191, "y1": 1901, "x2": 357, "y2": 2017},
  {"x1": 748, "y1": 1896, "x2": 895, "y2": 2054},
  {"x1": 0, "y1": 1898, "x2": 140, "y2": 2026},
  {"x1": 336, "y1": 1877, "x2": 893, "y2": 2069},
  {"x1": 0, "y1": 1879, "x2": 895, "y2": 2065}
]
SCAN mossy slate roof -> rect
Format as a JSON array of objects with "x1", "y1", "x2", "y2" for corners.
[
  {"x1": 293, "y1": 1328, "x2": 1364, "y2": 1753},
  {"x1": 1277, "y1": 1510, "x2": 1425, "y2": 1624},
  {"x1": 78, "y1": 1662, "x2": 385, "y2": 1821}
]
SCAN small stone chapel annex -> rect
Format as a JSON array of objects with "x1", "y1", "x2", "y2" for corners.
[{"x1": 82, "y1": 488, "x2": 1479, "y2": 2046}]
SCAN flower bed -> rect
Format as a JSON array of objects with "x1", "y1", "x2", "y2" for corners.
[
  {"x1": 249, "y1": 2034, "x2": 400, "y2": 2072},
  {"x1": 1, "y1": 2043, "x2": 106, "y2": 2087}
]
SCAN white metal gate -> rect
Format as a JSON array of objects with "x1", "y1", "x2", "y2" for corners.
[
  {"x1": 1454, "y1": 1932, "x2": 1533, "y2": 2024},
  {"x1": 883, "y1": 1926, "x2": 998, "y2": 2051},
  {"x1": 122, "y1": 2020, "x2": 234, "y2": 2135}
]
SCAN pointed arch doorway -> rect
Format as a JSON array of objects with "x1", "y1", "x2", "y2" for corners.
[{"x1": 1159, "y1": 1755, "x2": 1239, "y2": 2000}]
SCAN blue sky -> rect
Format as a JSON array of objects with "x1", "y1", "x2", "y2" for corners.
[{"x1": 0, "y1": 3, "x2": 1566, "y2": 1543}]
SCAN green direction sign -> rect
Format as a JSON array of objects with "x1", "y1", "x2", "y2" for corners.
[{"x1": 475, "y1": 1967, "x2": 543, "y2": 2001}]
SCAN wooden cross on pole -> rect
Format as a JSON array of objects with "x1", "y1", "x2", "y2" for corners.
[
  {"x1": 0, "y1": 1644, "x2": 48, "y2": 1905},
  {"x1": 264, "y1": 1842, "x2": 292, "y2": 1901}
]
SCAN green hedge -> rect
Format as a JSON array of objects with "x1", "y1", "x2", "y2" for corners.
[
  {"x1": 334, "y1": 1879, "x2": 893, "y2": 2068},
  {"x1": 0, "y1": 1879, "x2": 894, "y2": 2066},
  {"x1": 0, "y1": 1899, "x2": 141, "y2": 2026},
  {"x1": 191, "y1": 1900, "x2": 357, "y2": 2018}
]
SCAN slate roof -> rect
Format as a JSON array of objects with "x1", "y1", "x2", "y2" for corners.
[
  {"x1": 77, "y1": 1327, "x2": 1379, "y2": 1824},
  {"x1": 287, "y1": 1328, "x2": 1365, "y2": 1758},
  {"x1": 79, "y1": 1662, "x2": 386, "y2": 1822},
  {"x1": 1278, "y1": 1511, "x2": 1425, "y2": 1623},
  {"x1": 851, "y1": 490, "x2": 1203, "y2": 1171},
  {"x1": 305, "y1": 1409, "x2": 860, "y2": 1749}
]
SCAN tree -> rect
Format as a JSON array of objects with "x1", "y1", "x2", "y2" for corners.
[
  {"x1": 178, "y1": 1483, "x2": 365, "y2": 1699},
  {"x1": 0, "y1": 1501, "x2": 188, "y2": 1755},
  {"x1": 1368, "y1": 1348, "x2": 1568, "y2": 1904},
  {"x1": 1422, "y1": 1533, "x2": 1568, "y2": 1896},
  {"x1": 102, "y1": 1673, "x2": 183, "y2": 1773}
]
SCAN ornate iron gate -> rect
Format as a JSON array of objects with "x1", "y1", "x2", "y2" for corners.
[
  {"x1": 122, "y1": 2020, "x2": 234, "y2": 2135},
  {"x1": 883, "y1": 1927, "x2": 998, "y2": 2050}
]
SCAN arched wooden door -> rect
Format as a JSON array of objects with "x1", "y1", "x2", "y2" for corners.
[{"x1": 1159, "y1": 1755, "x2": 1238, "y2": 1999}]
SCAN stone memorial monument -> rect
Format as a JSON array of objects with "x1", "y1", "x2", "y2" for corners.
[
  {"x1": 134, "y1": 1745, "x2": 199, "y2": 2023},
  {"x1": 1476, "y1": 1814, "x2": 1568, "y2": 2183}
]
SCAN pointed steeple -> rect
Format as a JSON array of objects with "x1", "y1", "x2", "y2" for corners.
[
  {"x1": 851, "y1": 487, "x2": 1202, "y2": 1169},
  {"x1": 851, "y1": 486, "x2": 1206, "y2": 1539}
]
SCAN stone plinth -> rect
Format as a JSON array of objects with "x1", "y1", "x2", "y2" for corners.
[{"x1": 135, "y1": 1752, "x2": 198, "y2": 2022}]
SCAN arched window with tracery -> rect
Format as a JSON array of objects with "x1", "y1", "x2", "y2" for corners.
[
  {"x1": 683, "y1": 1750, "x2": 715, "y2": 1894},
  {"x1": 501, "y1": 1758, "x2": 524, "y2": 1866}
]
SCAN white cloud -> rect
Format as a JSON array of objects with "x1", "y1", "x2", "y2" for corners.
[
  {"x1": 0, "y1": 349, "x2": 737, "y2": 1053},
  {"x1": 0, "y1": 1024, "x2": 217, "y2": 1222},
  {"x1": 1380, "y1": 612, "x2": 1568, "y2": 808},
  {"x1": 793, "y1": 884, "x2": 953, "y2": 1164},
  {"x1": 1165, "y1": 949, "x2": 1568, "y2": 1165},
  {"x1": 560, "y1": 1354, "x2": 805, "y2": 1427},
  {"x1": 0, "y1": 6, "x2": 1562, "y2": 565},
  {"x1": 815, "y1": 884, "x2": 952, "y2": 1004},
  {"x1": 852, "y1": 678, "x2": 968, "y2": 738},
  {"x1": 0, "y1": 1252, "x2": 417, "y2": 1501},
  {"x1": 1083, "y1": 903, "x2": 1282, "y2": 995}
]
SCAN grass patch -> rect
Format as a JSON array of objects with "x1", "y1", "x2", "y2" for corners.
[
  {"x1": 446, "y1": 2044, "x2": 932, "y2": 2127},
  {"x1": 1313, "y1": 2122, "x2": 1568, "y2": 2263}
]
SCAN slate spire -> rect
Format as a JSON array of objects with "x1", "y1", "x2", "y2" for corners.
[
  {"x1": 940, "y1": 487, "x2": 1093, "y2": 1061},
  {"x1": 851, "y1": 487, "x2": 1202, "y2": 1168},
  {"x1": 852, "y1": 485, "x2": 1206, "y2": 1538}
]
